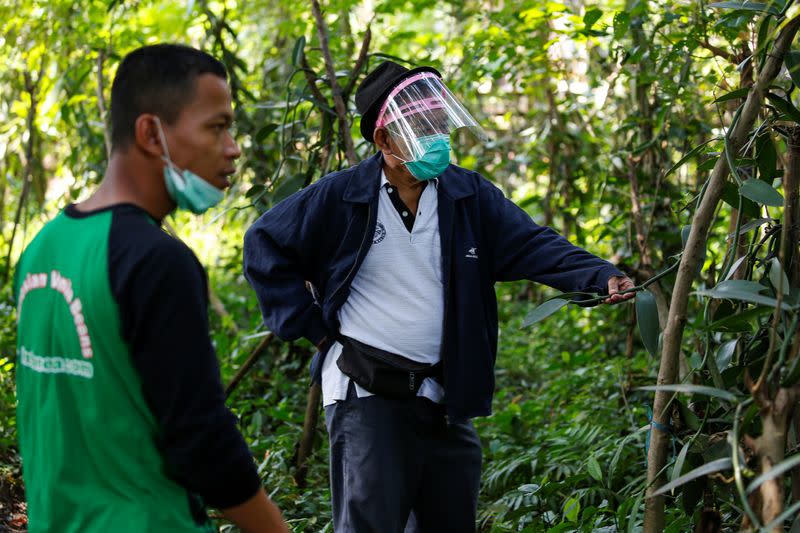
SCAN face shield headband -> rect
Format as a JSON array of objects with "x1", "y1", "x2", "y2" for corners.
[{"x1": 374, "y1": 72, "x2": 485, "y2": 162}]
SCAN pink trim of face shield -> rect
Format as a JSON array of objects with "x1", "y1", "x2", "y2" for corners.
[{"x1": 375, "y1": 72, "x2": 445, "y2": 128}]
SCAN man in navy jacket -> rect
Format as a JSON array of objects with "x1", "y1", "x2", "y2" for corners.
[{"x1": 244, "y1": 61, "x2": 634, "y2": 533}]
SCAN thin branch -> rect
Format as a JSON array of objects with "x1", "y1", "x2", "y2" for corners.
[
  {"x1": 343, "y1": 25, "x2": 372, "y2": 98},
  {"x1": 300, "y1": 52, "x2": 328, "y2": 106},
  {"x1": 225, "y1": 333, "x2": 275, "y2": 398},
  {"x1": 311, "y1": 0, "x2": 358, "y2": 166}
]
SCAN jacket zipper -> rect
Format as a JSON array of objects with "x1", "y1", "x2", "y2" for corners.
[{"x1": 327, "y1": 203, "x2": 372, "y2": 307}]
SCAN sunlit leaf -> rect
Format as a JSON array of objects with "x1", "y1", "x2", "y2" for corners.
[
  {"x1": 563, "y1": 495, "x2": 581, "y2": 522},
  {"x1": 583, "y1": 8, "x2": 603, "y2": 30},
  {"x1": 613, "y1": 11, "x2": 631, "y2": 39}
]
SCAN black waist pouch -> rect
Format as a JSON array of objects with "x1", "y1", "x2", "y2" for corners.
[{"x1": 336, "y1": 336, "x2": 442, "y2": 399}]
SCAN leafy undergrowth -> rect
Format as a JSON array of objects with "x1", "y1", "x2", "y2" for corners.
[
  {"x1": 476, "y1": 282, "x2": 660, "y2": 533},
  {"x1": 0, "y1": 273, "x2": 666, "y2": 532}
]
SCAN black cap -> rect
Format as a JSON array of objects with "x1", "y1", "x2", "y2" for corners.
[{"x1": 355, "y1": 60, "x2": 441, "y2": 142}]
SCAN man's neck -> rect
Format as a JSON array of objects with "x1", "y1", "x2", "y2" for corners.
[{"x1": 76, "y1": 154, "x2": 173, "y2": 221}]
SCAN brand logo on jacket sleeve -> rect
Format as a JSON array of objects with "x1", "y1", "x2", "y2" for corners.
[{"x1": 465, "y1": 247, "x2": 478, "y2": 259}]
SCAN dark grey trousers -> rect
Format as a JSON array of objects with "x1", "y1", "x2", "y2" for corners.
[{"x1": 324, "y1": 385, "x2": 482, "y2": 533}]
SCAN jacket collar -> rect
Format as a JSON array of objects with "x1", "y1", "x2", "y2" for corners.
[{"x1": 342, "y1": 151, "x2": 477, "y2": 203}]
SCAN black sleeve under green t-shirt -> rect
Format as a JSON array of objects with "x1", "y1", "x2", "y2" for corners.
[{"x1": 65, "y1": 204, "x2": 260, "y2": 509}]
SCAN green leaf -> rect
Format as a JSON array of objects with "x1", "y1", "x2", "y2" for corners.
[
  {"x1": 522, "y1": 298, "x2": 569, "y2": 328},
  {"x1": 587, "y1": 456, "x2": 603, "y2": 482},
  {"x1": 671, "y1": 441, "x2": 692, "y2": 483},
  {"x1": 766, "y1": 93, "x2": 800, "y2": 123},
  {"x1": 695, "y1": 279, "x2": 795, "y2": 310},
  {"x1": 272, "y1": 173, "x2": 305, "y2": 204},
  {"x1": 255, "y1": 123, "x2": 279, "y2": 144},
  {"x1": 664, "y1": 138, "x2": 719, "y2": 179},
  {"x1": 739, "y1": 178, "x2": 784, "y2": 207},
  {"x1": 563, "y1": 495, "x2": 581, "y2": 522},
  {"x1": 722, "y1": 182, "x2": 761, "y2": 217},
  {"x1": 756, "y1": 134, "x2": 777, "y2": 180},
  {"x1": 292, "y1": 35, "x2": 306, "y2": 67},
  {"x1": 704, "y1": 306, "x2": 767, "y2": 332},
  {"x1": 636, "y1": 290, "x2": 660, "y2": 357},
  {"x1": 708, "y1": 2, "x2": 781, "y2": 15},
  {"x1": 681, "y1": 225, "x2": 691, "y2": 248},
  {"x1": 769, "y1": 257, "x2": 790, "y2": 295},
  {"x1": 747, "y1": 453, "x2": 800, "y2": 494},
  {"x1": 716, "y1": 339, "x2": 738, "y2": 371},
  {"x1": 583, "y1": 8, "x2": 603, "y2": 30},
  {"x1": 732, "y1": 217, "x2": 773, "y2": 238},
  {"x1": 637, "y1": 384, "x2": 739, "y2": 402},
  {"x1": 613, "y1": 11, "x2": 631, "y2": 39},
  {"x1": 626, "y1": 490, "x2": 644, "y2": 533},
  {"x1": 651, "y1": 458, "x2": 733, "y2": 497},
  {"x1": 713, "y1": 87, "x2": 750, "y2": 103},
  {"x1": 245, "y1": 184, "x2": 266, "y2": 199},
  {"x1": 785, "y1": 51, "x2": 800, "y2": 87}
]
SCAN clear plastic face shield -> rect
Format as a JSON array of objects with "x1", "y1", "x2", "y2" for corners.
[{"x1": 375, "y1": 72, "x2": 485, "y2": 162}]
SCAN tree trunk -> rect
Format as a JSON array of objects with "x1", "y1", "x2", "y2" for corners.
[{"x1": 643, "y1": 16, "x2": 800, "y2": 532}]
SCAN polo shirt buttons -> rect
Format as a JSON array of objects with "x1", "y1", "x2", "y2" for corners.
[
  {"x1": 402, "y1": 211, "x2": 408, "y2": 217},
  {"x1": 387, "y1": 187, "x2": 394, "y2": 193}
]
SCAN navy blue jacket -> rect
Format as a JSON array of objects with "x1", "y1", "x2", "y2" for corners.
[{"x1": 243, "y1": 153, "x2": 623, "y2": 420}]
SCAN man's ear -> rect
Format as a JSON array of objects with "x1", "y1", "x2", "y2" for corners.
[
  {"x1": 134, "y1": 114, "x2": 165, "y2": 159},
  {"x1": 374, "y1": 127, "x2": 391, "y2": 153}
]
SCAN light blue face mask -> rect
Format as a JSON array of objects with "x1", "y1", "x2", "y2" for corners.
[
  {"x1": 154, "y1": 117, "x2": 224, "y2": 215},
  {"x1": 392, "y1": 134, "x2": 451, "y2": 181}
]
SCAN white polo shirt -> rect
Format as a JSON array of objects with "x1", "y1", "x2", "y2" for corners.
[{"x1": 321, "y1": 170, "x2": 445, "y2": 406}]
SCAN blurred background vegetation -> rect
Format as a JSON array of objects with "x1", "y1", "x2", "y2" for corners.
[{"x1": 3, "y1": 0, "x2": 800, "y2": 531}]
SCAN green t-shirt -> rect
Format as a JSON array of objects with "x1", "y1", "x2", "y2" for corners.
[{"x1": 14, "y1": 204, "x2": 259, "y2": 532}]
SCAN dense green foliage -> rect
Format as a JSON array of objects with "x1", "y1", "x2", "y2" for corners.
[{"x1": 4, "y1": 0, "x2": 800, "y2": 531}]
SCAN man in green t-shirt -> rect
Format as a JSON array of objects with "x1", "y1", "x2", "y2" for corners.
[{"x1": 14, "y1": 44, "x2": 288, "y2": 533}]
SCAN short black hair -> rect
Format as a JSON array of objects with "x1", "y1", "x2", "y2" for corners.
[{"x1": 109, "y1": 43, "x2": 227, "y2": 152}]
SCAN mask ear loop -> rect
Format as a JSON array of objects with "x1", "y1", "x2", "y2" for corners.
[
  {"x1": 152, "y1": 116, "x2": 172, "y2": 161},
  {"x1": 153, "y1": 116, "x2": 186, "y2": 185}
]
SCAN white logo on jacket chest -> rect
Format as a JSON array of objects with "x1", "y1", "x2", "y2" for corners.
[{"x1": 465, "y1": 247, "x2": 478, "y2": 259}]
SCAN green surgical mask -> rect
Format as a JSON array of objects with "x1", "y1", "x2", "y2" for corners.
[
  {"x1": 391, "y1": 134, "x2": 451, "y2": 181},
  {"x1": 154, "y1": 117, "x2": 224, "y2": 215}
]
